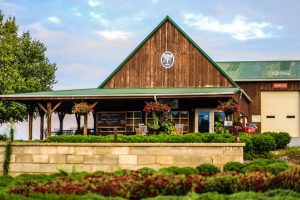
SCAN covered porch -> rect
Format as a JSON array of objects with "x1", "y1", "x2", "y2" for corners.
[{"x1": 0, "y1": 87, "x2": 251, "y2": 140}]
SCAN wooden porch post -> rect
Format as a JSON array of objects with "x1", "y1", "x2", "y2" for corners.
[
  {"x1": 38, "y1": 108, "x2": 45, "y2": 140},
  {"x1": 93, "y1": 112, "x2": 97, "y2": 133},
  {"x1": 27, "y1": 106, "x2": 34, "y2": 141},
  {"x1": 83, "y1": 114, "x2": 88, "y2": 136},
  {"x1": 46, "y1": 102, "x2": 52, "y2": 138},
  {"x1": 58, "y1": 111, "x2": 66, "y2": 133},
  {"x1": 38, "y1": 102, "x2": 62, "y2": 138},
  {"x1": 75, "y1": 114, "x2": 81, "y2": 132}
]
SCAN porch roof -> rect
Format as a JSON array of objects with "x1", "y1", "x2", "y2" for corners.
[{"x1": 0, "y1": 87, "x2": 240, "y2": 100}]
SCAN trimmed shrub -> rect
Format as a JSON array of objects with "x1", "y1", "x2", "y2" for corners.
[
  {"x1": 263, "y1": 132, "x2": 291, "y2": 149},
  {"x1": 265, "y1": 162, "x2": 289, "y2": 175},
  {"x1": 45, "y1": 133, "x2": 236, "y2": 143},
  {"x1": 137, "y1": 167, "x2": 156, "y2": 175},
  {"x1": 224, "y1": 162, "x2": 245, "y2": 172},
  {"x1": 241, "y1": 164, "x2": 266, "y2": 173},
  {"x1": 159, "y1": 166, "x2": 197, "y2": 175},
  {"x1": 250, "y1": 134, "x2": 276, "y2": 153},
  {"x1": 196, "y1": 164, "x2": 220, "y2": 175}
]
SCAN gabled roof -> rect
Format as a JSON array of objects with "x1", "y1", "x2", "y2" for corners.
[
  {"x1": 217, "y1": 60, "x2": 300, "y2": 81},
  {"x1": 0, "y1": 87, "x2": 240, "y2": 100},
  {"x1": 98, "y1": 16, "x2": 239, "y2": 88}
]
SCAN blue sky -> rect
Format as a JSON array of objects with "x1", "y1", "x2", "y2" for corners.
[{"x1": 1, "y1": 0, "x2": 300, "y2": 90}]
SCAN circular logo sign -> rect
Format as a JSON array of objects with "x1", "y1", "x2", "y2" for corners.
[{"x1": 161, "y1": 51, "x2": 174, "y2": 68}]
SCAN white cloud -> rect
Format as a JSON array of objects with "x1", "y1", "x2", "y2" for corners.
[
  {"x1": 133, "y1": 10, "x2": 147, "y2": 21},
  {"x1": 183, "y1": 13, "x2": 282, "y2": 41},
  {"x1": 89, "y1": 11, "x2": 108, "y2": 25},
  {"x1": 88, "y1": 0, "x2": 103, "y2": 7},
  {"x1": 47, "y1": 16, "x2": 61, "y2": 24},
  {"x1": 96, "y1": 30, "x2": 132, "y2": 40}
]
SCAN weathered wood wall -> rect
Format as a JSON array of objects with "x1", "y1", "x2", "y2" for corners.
[{"x1": 103, "y1": 21, "x2": 234, "y2": 88}]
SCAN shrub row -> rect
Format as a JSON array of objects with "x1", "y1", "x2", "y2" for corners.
[
  {"x1": 224, "y1": 159, "x2": 289, "y2": 175},
  {"x1": 2, "y1": 190, "x2": 300, "y2": 200},
  {"x1": 45, "y1": 133, "x2": 236, "y2": 143},
  {"x1": 8, "y1": 166, "x2": 300, "y2": 199}
]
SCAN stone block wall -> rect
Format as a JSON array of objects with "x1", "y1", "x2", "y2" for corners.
[{"x1": 0, "y1": 143, "x2": 245, "y2": 176}]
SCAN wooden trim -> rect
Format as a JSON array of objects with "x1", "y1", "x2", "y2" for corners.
[
  {"x1": 51, "y1": 102, "x2": 62, "y2": 113},
  {"x1": 38, "y1": 103, "x2": 47, "y2": 113}
]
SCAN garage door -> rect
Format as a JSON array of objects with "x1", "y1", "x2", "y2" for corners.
[{"x1": 261, "y1": 91, "x2": 299, "y2": 137}]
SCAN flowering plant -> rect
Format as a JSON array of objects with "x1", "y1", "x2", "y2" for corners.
[
  {"x1": 72, "y1": 102, "x2": 94, "y2": 114},
  {"x1": 143, "y1": 101, "x2": 171, "y2": 114},
  {"x1": 217, "y1": 100, "x2": 239, "y2": 115}
]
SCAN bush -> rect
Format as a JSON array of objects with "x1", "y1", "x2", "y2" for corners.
[
  {"x1": 263, "y1": 132, "x2": 291, "y2": 149},
  {"x1": 137, "y1": 167, "x2": 156, "y2": 175},
  {"x1": 45, "y1": 133, "x2": 236, "y2": 143},
  {"x1": 241, "y1": 164, "x2": 266, "y2": 173},
  {"x1": 250, "y1": 134, "x2": 276, "y2": 153},
  {"x1": 159, "y1": 166, "x2": 197, "y2": 175},
  {"x1": 265, "y1": 162, "x2": 289, "y2": 175},
  {"x1": 224, "y1": 162, "x2": 244, "y2": 172},
  {"x1": 196, "y1": 164, "x2": 220, "y2": 175},
  {"x1": 0, "y1": 134, "x2": 7, "y2": 141}
]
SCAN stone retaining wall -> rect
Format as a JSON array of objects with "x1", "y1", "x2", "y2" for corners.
[{"x1": 0, "y1": 143, "x2": 245, "y2": 176}]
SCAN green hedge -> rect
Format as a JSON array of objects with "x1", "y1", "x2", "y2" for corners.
[
  {"x1": 45, "y1": 133, "x2": 236, "y2": 143},
  {"x1": 263, "y1": 132, "x2": 291, "y2": 149}
]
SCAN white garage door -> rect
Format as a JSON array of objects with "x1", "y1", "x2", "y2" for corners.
[{"x1": 261, "y1": 91, "x2": 299, "y2": 137}]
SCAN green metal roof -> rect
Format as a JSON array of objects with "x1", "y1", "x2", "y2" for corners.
[
  {"x1": 217, "y1": 60, "x2": 300, "y2": 81},
  {"x1": 98, "y1": 16, "x2": 239, "y2": 88},
  {"x1": 1, "y1": 87, "x2": 239, "y2": 99}
]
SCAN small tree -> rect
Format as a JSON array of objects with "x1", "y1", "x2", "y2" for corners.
[{"x1": 0, "y1": 11, "x2": 57, "y2": 124}]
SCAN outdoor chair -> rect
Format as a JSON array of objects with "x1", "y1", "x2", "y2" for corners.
[
  {"x1": 135, "y1": 128, "x2": 142, "y2": 135},
  {"x1": 175, "y1": 124, "x2": 183, "y2": 135}
]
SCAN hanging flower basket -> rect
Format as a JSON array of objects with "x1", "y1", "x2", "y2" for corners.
[
  {"x1": 143, "y1": 101, "x2": 171, "y2": 114},
  {"x1": 217, "y1": 100, "x2": 239, "y2": 117},
  {"x1": 72, "y1": 102, "x2": 94, "y2": 115}
]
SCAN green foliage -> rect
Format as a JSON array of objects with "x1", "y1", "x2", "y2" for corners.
[
  {"x1": 159, "y1": 166, "x2": 197, "y2": 175},
  {"x1": 145, "y1": 190, "x2": 300, "y2": 200},
  {"x1": 45, "y1": 133, "x2": 236, "y2": 143},
  {"x1": 3, "y1": 121, "x2": 14, "y2": 176},
  {"x1": 0, "y1": 134, "x2": 7, "y2": 141},
  {"x1": 137, "y1": 167, "x2": 156, "y2": 175},
  {"x1": 241, "y1": 159, "x2": 288, "y2": 174},
  {"x1": 196, "y1": 164, "x2": 221, "y2": 175},
  {"x1": 250, "y1": 134, "x2": 276, "y2": 153},
  {"x1": 214, "y1": 114, "x2": 229, "y2": 134},
  {"x1": 0, "y1": 11, "x2": 57, "y2": 124},
  {"x1": 223, "y1": 162, "x2": 244, "y2": 172},
  {"x1": 266, "y1": 162, "x2": 289, "y2": 175},
  {"x1": 263, "y1": 132, "x2": 291, "y2": 149}
]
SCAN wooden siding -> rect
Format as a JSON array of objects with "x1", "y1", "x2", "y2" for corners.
[
  {"x1": 238, "y1": 81, "x2": 300, "y2": 132},
  {"x1": 103, "y1": 21, "x2": 234, "y2": 88}
]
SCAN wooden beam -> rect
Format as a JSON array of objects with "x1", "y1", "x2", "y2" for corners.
[
  {"x1": 27, "y1": 105, "x2": 34, "y2": 141},
  {"x1": 51, "y1": 102, "x2": 62, "y2": 113},
  {"x1": 83, "y1": 114, "x2": 88, "y2": 136},
  {"x1": 38, "y1": 108, "x2": 45, "y2": 140},
  {"x1": 57, "y1": 111, "x2": 66, "y2": 133},
  {"x1": 38, "y1": 103, "x2": 47, "y2": 113},
  {"x1": 75, "y1": 114, "x2": 81, "y2": 131},
  {"x1": 46, "y1": 102, "x2": 52, "y2": 138}
]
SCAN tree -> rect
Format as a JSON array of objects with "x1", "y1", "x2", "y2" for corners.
[{"x1": 0, "y1": 11, "x2": 57, "y2": 123}]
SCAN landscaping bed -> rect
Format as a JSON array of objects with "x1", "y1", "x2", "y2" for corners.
[{"x1": 0, "y1": 159, "x2": 298, "y2": 199}]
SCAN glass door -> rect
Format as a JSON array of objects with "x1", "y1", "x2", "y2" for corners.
[{"x1": 195, "y1": 109, "x2": 226, "y2": 133}]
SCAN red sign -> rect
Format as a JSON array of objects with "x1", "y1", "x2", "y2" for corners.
[{"x1": 272, "y1": 83, "x2": 288, "y2": 89}]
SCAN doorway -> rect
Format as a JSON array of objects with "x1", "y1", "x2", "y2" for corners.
[{"x1": 194, "y1": 109, "x2": 226, "y2": 133}]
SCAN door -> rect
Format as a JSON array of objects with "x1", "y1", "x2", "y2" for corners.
[
  {"x1": 261, "y1": 91, "x2": 300, "y2": 137},
  {"x1": 195, "y1": 109, "x2": 226, "y2": 132}
]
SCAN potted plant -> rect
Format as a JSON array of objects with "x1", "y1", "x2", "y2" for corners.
[
  {"x1": 72, "y1": 102, "x2": 94, "y2": 115},
  {"x1": 143, "y1": 101, "x2": 173, "y2": 134},
  {"x1": 217, "y1": 100, "x2": 239, "y2": 117}
]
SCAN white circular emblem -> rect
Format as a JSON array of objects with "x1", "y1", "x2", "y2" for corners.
[{"x1": 161, "y1": 51, "x2": 174, "y2": 68}]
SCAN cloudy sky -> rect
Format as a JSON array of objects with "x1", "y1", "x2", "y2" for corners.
[{"x1": 1, "y1": 0, "x2": 299, "y2": 91}]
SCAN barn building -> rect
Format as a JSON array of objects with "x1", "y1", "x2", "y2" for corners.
[{"x1": 1, "y1": 16, "x2": 299, "y2": 138}]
